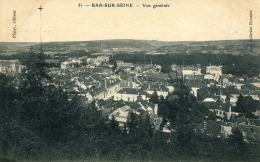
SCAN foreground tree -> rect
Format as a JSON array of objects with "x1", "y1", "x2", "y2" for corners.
[
  {"x1": 150, "y1": 91, "x2": 159, "y2": 104},
  {"x1": 15, "y1": 50, "x2": 98, "y2": 159},
  {"x1": 229, "y1": 127, "x2": 247, "y2": 159},
  {"x1": 0, "y1": 74, "x2": 20, "y2": 158},
  {"x1": 235, "y1": 94, "x2": 259, "y2": 117}
]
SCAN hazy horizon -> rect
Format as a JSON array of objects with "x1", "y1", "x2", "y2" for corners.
[
  {"x1": 1, "y1": 0, "x2": 260, "y2": 42},
  {"x1": 1, "y1": 38, "x2": 260, "y2": 44}
]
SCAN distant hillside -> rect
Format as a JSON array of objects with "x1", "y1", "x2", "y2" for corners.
[{"x1": 0, "y1": 39, "x2": 260, "y2": 55}]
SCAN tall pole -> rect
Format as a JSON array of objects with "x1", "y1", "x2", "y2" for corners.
[
  {"x1": 38, "y1": 5, "x2": 43, "y2": 53},
  {"x1": 29, "y1": 46, "x2": 33, "y2": 71}
]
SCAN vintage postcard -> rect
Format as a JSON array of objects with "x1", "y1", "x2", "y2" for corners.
[{"x1": 0, "y1": 0, "x2": 260, "y2": 161}]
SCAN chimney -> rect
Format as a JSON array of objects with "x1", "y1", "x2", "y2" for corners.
[
  {"x1": 203, "y1": 121, "x2": 207, "y2": 130},
  {"x1": 227, "y1": 105, "x2": 232, "y2": 120},
  {"x1": 154, "y1": 104, "x2": 158, "y2": 115}
]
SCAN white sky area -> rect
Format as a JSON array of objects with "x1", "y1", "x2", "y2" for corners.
[{"x1": 0, "y1": 0, "x2": 259, "y2": 42}]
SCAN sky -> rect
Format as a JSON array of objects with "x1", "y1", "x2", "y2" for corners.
[{"x1": 0, "y1": 0, "x2": 260, "y2": 42}]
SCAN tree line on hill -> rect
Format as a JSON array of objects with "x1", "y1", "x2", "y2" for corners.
[
  {"x1": 1, "y1": 49, "x2": 260, "y2": 76},
  {"x1": 0, "y1": 50, "x2": 91, "y2": 65},
  {"x1": 111, "y1": 53, "x2": 260, "y2": 76},
  {"x1": 0, "y1": 52, "x2": 260, "y2": 161}
]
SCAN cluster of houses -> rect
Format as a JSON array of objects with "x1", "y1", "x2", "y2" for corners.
[
  {"x1": 167, "y1": 64, "x2": 260, "y2": 142},
  {"x1": 1, "y1": 54, "x2": 260, "y2": 143},
  {"x1": 0, "y1": 60, "x2": 23, "y2": 74},
  {"x1": 47, "y1": 56, "x2": 173, "y2": 133},
  {"x1": 46, "y1": 56, "x2": 260, "y2": 142},
  {"x1": 170, "y1": 64, "x2": 260, "y2": 103}
]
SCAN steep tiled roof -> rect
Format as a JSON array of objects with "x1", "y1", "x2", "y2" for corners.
[
  {"x1": 139, "y1": 99, "x2": 149, "y2": 108},
  {"x1": 234, "y1": 116, "x2": 246, "y2": 124},
  {"x1": 248, "y1": 119, "x2": 260, "y2": 126},
  {"x1": 197, "y1": 102, "x2": 230, "y2": 111},
  {"x1": 113, "y1": 100, "x2": 126, "y2": 109},
  {"x1": 141, "y1": 83, "x2": 168, "y2": 92},
  {"x1": 118, "y1": 88, "x2": 149, "y2": 96},
  {"x1": 0, "y1": 59, "x2": 21, "y2": 66},
  {"x1": 129, "y1": 102, "x2": 141, "y2": 110}
]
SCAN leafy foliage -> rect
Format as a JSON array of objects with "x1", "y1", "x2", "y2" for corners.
[
  {"x1": 150, "y1": 91, "x2": 159, "y2": 104},
  {"x1": 235, "y1": 94, "x2": 260, "y2": 117},
  {"x1": 110, "y1": 53, "x2": 260, "y2": 76}
]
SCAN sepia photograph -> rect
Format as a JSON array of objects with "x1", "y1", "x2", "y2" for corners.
[{"x1": 0, "y1": 0, "x2": 260, "y2": 161}]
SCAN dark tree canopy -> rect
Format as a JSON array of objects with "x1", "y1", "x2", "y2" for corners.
[
  {"x1": 235, "y1": 94, "x2": 260, "y2": 117},
  {"x1": 150, "y1": 91, "x2": 159, "y2": 104}
]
